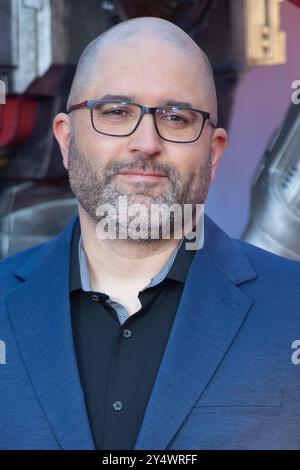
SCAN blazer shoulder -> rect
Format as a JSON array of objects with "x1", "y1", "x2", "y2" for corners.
[{"x1": 0, "y1": 215, "x2": 78, "y2": 298}]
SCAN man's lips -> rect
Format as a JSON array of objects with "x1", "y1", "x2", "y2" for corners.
[{"x1": 116, "y1": 170, "x2": 168, "y2": 182}]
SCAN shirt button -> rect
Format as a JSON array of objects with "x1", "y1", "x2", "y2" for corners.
[
  {"x1": 123, "y1": 329, "x2": 132, "y2": 338},
  {"x1": 90, "y1": 294, "x2": 100, "y2": 302},
  {"x1": 113, "y1": 401, "x2": 123, "y2": 411}
]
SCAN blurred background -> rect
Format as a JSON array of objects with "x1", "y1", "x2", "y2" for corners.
[{"x1": 0, "y1": 0, "x2": 300, "y2": 260}]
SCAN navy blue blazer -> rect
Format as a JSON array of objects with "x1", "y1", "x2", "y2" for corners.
[{"x1": 1, "y1": 214, "x2": 300, "y2": 450}]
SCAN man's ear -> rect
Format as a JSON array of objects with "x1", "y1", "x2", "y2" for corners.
[
  {"x1": 210, "y1": 127, "x2": 227, "y2": 181},
  {"x1": 53, "y1": 113, "x2": 71, "y2": 170}
]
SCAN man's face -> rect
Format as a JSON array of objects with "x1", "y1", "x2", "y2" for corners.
[{"x1": 65, "y1": 39, "x2": 220, "y2": 237}]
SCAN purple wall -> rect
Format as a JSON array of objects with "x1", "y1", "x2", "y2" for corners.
[{"x1": 206, "y1": 1, "x2": 300, "y2": 238}]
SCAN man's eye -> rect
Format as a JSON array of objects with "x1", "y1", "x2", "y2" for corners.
[
  {"x1": 103, "y1": 108, "x2": 128, "y2": 116},
  {"x1": 162, "y1": 113, "x2": 188, "y2": 123}
]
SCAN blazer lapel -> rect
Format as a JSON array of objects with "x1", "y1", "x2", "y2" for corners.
[
  {"x1": 5, "y1": 215, "x2": 95, "y2": 450},
  {"x1": 134, "y1": 216, "x2": 257, "y2": 450}
]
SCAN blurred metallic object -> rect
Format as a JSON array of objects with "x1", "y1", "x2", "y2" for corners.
[
  {"x1": 0, "y1": 0, "x2": 51, "y2": 94},
  {"x1": 0, "y1": 182, "x2": 77, "y2": 258},
  {"x1": 0, "y1": 80, "x2": 6, "y2": 104},
  {"x1": 242, "y1": 103, "x2": 300, "y2": 260},
  {"x1": 0, "y1": 0, "x2": 113, "y2": 94},
  {"x1": 245, "y1": 0, "x2": 286, "y2": 66}
]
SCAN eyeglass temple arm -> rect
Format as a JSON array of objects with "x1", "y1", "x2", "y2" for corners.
[{"x1": 67, "y1": 101, "x2": 89, "y2": 114}]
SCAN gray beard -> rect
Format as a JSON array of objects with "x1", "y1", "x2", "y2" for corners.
[{"x1": 67, "y1": 135, "x2": 211, "y2": 240}]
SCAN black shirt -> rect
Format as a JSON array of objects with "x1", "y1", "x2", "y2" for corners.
[{"x1": 69, "y1": 219, "x2": 195, "y2": 450}]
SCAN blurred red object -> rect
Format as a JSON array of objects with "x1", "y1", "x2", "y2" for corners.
[
  {"x1": 288, "y1": 0, "x2": 300, "y2": 7},
  {"x1": 0, "y1": 96, "x2": 36, "y2": 147}
]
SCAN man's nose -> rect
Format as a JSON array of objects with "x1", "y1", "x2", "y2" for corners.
[{"x1": 127, "y1": 112, "x2": 162, "y2": 155}]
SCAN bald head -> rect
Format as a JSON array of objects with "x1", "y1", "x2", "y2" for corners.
[{"x1": 67, "y1": 17, "x2": 217, "y2": 123}]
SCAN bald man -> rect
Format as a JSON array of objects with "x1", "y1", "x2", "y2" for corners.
[{"x1": 1, "y1": 17, "x2": 300, "y2": 451}]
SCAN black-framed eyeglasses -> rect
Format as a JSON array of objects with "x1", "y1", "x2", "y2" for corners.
[{"x1": 67, "y1": 99, "x2": 216, "y2": 144}]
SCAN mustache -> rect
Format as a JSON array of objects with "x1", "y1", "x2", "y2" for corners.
[{"x1": 105, "y1": 156, "x2": 175, "y2": 179}]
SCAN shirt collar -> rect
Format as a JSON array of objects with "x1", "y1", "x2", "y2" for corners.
[{"x1": 70, "y1": 218, "x2": 196, "y2": 292}]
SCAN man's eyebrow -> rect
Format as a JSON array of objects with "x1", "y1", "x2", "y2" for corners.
[
  {"x1": 99, "y1": 94, "x2": 136, "y2": 102},
  {"x1": 98, "y1": 94, "x2": 195, "y2": 109},
  {"x1": 163, "y1": 99, "x2": 194, "y2": 109}
]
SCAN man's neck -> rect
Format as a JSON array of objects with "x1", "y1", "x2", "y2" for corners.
[{"x1": 78, "y1": 208, "x2": 181, "y2": 296}]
